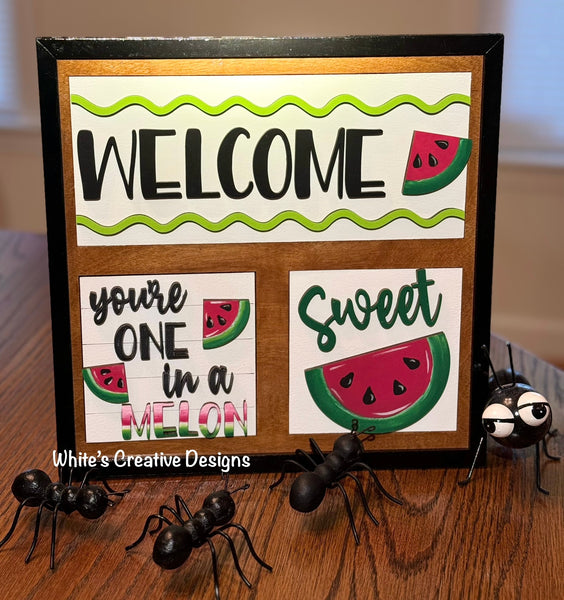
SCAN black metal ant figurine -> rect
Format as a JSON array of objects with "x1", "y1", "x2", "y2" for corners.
[
  {"x1": 0, "y1": 467, "x2": 129, "y2": 568},
  {"x1": 125, "y1": 481, "x2": 271, "y2": 600},
  {"x1": 269, "y1": 420, "x2": 402, "y2": 544},
  {"x1": 458, "y1": 343, "x2": 560, "y2": 494}
]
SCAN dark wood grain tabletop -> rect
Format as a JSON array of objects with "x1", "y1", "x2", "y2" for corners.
[{"x1": 0, "y1": 230, "x2": 562, "y2": 600}]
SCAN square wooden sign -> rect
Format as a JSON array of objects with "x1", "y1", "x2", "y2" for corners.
[{"x1": 37, "y1": 35, "x2": 503, "y2": 475}]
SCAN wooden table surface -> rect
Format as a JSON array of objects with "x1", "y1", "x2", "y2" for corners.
[{"x1": 0, "y1": 230, "x2": 562, "y2": 600}]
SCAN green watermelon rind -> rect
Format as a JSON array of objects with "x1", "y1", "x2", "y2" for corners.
[
  {"x1": 202, "y1": 299, "x2": 251, "y2": 350},
  {"x1": 402, "y1": 138, "x2": 473, "y2": 196},
  {"x1": 83, "y1": 366, "x2": 129, "y2": 405},
  {"x1": 304, "y1": 332, "x2": 451, "y2": 433}
]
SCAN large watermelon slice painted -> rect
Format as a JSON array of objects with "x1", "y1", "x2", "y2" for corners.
[
  {"x1": 304, "y1": 332, "x2": 450, "y2": 433},
  {"x1": 203, "y1": 299, "x2": 251, "y2": 349},
  {"x1": 83, "y1": 362, "x2": 129, "y2": 404},
  {"x1": 402, "y1": 131, "x2": 472, "y2": 196}
]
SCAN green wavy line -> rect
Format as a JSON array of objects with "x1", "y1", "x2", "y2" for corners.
[
  {"x1": 76, "y1": 208, "x2": 465, "y2": 236},
  {"x1": 70, "y1": 93, "x2": 470, "y2": 118}
]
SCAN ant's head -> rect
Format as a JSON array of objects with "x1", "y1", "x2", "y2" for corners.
[
  {"x1": 332, "y1": 432, "x2": 363, "y2": 462},
  {"x1": 76, "y1": 485, "x2": 109, "y2": 519},
  {"x1": 332, "y1": 420, "x2": 373, "y2": 463},
  {"x1": 482, "y1": 343, "x2": 552, "y2": 449},
  {"x1": 483, "y1": 387, "x2": 552, "y2": 449},
  {"x1": 203, "y1": 489, "x2": 236, "y2": 526}
]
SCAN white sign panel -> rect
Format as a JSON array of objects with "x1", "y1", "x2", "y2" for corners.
[
  {"x1": 80, "y1": 272, "x2": 256, "y2": 442},
  {"x1": 70, "y1": 73, "x2": 472, "y2": 246},
  {"x1": 289, "y1": 267, "x2": 462, "y2": 434}
]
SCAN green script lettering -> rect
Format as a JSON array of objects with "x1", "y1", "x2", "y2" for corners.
[{"x1": 297, "y1": 269, "x2": 442, "y2": 352}]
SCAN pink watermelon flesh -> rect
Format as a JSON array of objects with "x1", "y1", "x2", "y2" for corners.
[
  {"x1": 203, "y1": 300, "x2": 241, "y2": 339},
  {"x1": 90, "y1": 363, "x2": 128, "y2": 393},
  {"x1": 322, "y1": 337, "x2": 433, "y2": 418},
  {"x1": 405, "y1": 131, "x2": 462, "y2": 182}
]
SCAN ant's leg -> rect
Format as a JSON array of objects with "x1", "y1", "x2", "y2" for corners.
[
  {"x1": 101, "y1": 479, "x2": 130, "y2": 497},
  {"x1": 295, "y1": 449, "x2": 318, "y2": 469},
  {"x1": 334, "y1": 482, "x2": 360, "y2": 545},
  {"x1": 0, "y1": 497, "x2": 37, "y2": 547},
  {"x1": 79, "y1": 468, "x2": 130, "y2": 496},
  {"x1": 49, "y1": 504, "x2": 61, "y2": 569},
  {"x1": 218, "y1": 523, "x2": 272, "y2": 571},
  {"x1": 535, "y1": 442, "x2": 549, "y2": 495},
  {"x1": 125, "y1": 514, "x2": 173, "y2": 551},
  {"x1": 25, "y1": 500, "x2": 49, "y2": 563},
  {"x1": 542, "y1": 430, "x2": 560, "y2": 461},
  {"x1": 148, "y1": 505, "x2": 183, "y2": 535},
  {"x1": 79, "y1": 467, "x2": 98, "y2": 488},
  {"x1": 349, "y1": 462, "x2": 402, "y2": 505},
  {"x1": 205, "y1": 538, "x2": 222, "y2": 600},
  {"x1": 210, "y1": 530, "x2": 252, "y2": 588},
  {"x1": 309, "y1": 438, "x2": 326, "y2": 463},
  {"x1": 269, "y1": 459, "x2": 310, "y2": 490},
  {"x1": 340, "y1": 473, "x2": 379, "y2": 526},
  {"x1": 458, "y1": 435, "x2": 487, "y2": 487},
  {"x1": 174, "y1": 495, "x2": 194, "y2": 521}
]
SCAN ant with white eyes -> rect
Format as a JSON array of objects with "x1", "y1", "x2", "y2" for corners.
[{"x1": 458, "y1": 342, "x2": 560, "y2": 494}]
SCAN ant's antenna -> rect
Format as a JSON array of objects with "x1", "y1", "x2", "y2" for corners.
[
  {"x1": 359, "y1": 424, "x2": 377, "y2": 443},
  {"x1": 230, "y1": 483, "x2": 250, "y2": 495},
  {"x1": 506, "y1": 342, "x2": 516, "y2": 386},
  {"x1": 222, "y1": 473, "x2": 250, "y2": 495},
  {"x1": 351, "y1": 419, "x2": 376, "y2": 442},
  {"x1": 482, "y1": 344, "x2": 501, "y2": 389}
]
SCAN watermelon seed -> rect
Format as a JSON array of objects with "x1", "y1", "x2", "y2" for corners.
[
  {"x1": 101, "y1": 369, "x2": 111, "y2": 376},
  {"x1": 104, "y1": 377, "x2": 113, "y2": 386},
  {"x1": 403, "y1": 357, "x2": 420, "y2": 370},
  {"x1": 118, "y1": 379, "x2": 125, "y2": 389},
  {"x1": 393, "y1": 380, "x2": 407, "y2": 395},
  {"x1": 340, "y1": 372, "x2": 354, "y2": 388},
  {"x1": 218, "y1": 315, "x2": 227, "y2": 326},
  {"x1": 413, "y1": 153, "x2": 423, "y2": 169},
  {"x1": 428, "y1": 153, "x2": 438, "y2": 167},
  {"x1": 220, "y1": 304, "x2": 232, "y2": 311},
  {"x1": 206, "y1": 316, "x2": 214, "y2": 329},
  {"x1": 363, "y1": 386, "x2": 376, "y2": 405},
  {"x1": 435, "y1": 140, "x2": 449, "y2": 150}
]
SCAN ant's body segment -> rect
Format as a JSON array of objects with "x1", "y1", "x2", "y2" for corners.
[
  {"x1": 0, "y1": 468, "x2": 128, "y2": 568},
  {"x1": 270, "y1": 420, "x2": 402, "y2": 544},
  {"x1": 459, "y1": 343, "x2": 560, "y2": 493},
  {"x1": 126, "y1": 482, "x2": 271, "y2": 600}
]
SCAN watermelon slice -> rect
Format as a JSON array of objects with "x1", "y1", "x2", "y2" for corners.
[
  {"x1": 83, "y1": 362, "x2": 129, "y2": 404},
  {"x1": 203, "y1": 299, "x2": 251, "y2": 349},
  {"x1": 304, "y1": 332, "x2": 450, "y2": 433},
  {"x1": 402, "y1": 131, "x2": 472, "y2": 196}
]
